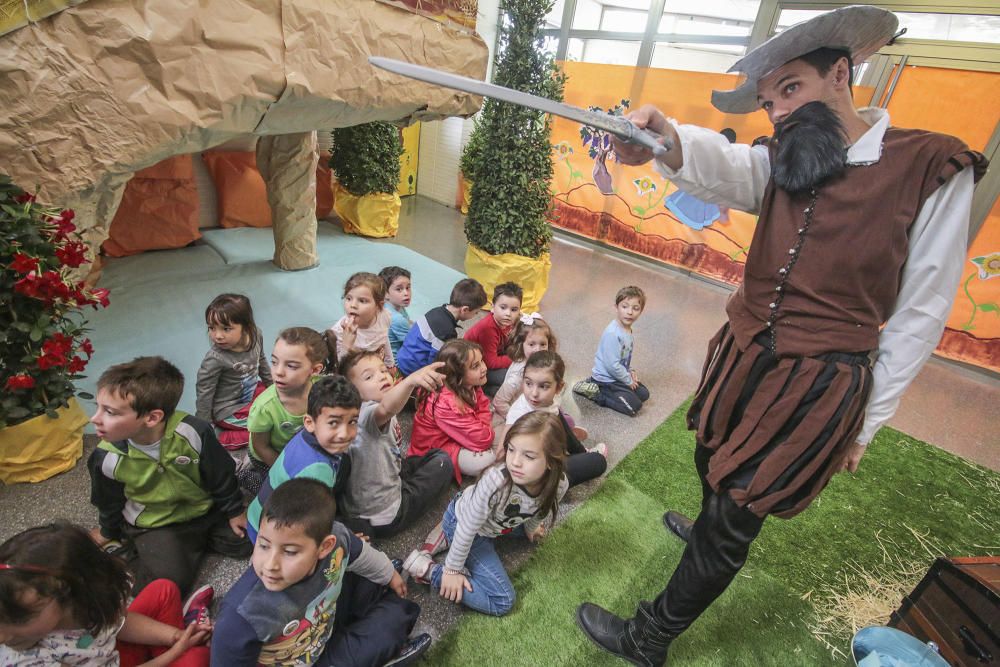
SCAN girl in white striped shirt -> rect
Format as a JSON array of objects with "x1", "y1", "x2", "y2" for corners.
[{"x1": 402, "y1": 412, "x2": 569, "y2": 616}]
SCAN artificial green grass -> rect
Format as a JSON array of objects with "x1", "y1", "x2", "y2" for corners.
[{"x1": 428, "y1": 400, "x2": 1000, "y2": 666}]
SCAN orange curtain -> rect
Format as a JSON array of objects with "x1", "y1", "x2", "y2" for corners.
[{"x1": 886, "y1": 66, "x2": 1000, "y2": 372}]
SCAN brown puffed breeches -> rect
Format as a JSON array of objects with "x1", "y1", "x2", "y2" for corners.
[{"x1": 687, "y1": 322, "x2": 873, "y2": 518}]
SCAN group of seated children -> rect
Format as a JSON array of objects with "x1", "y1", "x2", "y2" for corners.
[{"x1": 0, "y1": 265, "x2": 651, "y2": 666}]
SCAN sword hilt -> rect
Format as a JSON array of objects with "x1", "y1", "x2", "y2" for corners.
[{"x1": 601, "y1": 114, "x2": 672, "y2": 157}]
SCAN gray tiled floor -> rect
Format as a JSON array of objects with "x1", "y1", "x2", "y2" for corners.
[{"x1": 1, "y1": 195, "x2": 996, "y2": 650}]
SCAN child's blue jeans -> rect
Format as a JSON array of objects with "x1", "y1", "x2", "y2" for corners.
[{"x1": 430, "y1": 498, "x2": 518, "y2": 616}]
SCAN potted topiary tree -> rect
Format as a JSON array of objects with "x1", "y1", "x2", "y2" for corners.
[
  {"x1": 460, "y1": 0, "x2": 566, "y2": 312},
  {"x1": 0, "y1": 175, "x2": 110, "y2": 484},
  {"x1": 330, "y1": 121, "x2": 405, "y2": 238}
]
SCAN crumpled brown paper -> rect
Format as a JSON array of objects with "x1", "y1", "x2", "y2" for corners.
[{"x1": 0, "y1": 0, "x2": 487, "y2": 257}]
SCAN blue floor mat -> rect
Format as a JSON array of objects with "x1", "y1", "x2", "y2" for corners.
[{"x1": 84, "y1": 223, "x2": 464, "y2": 418}]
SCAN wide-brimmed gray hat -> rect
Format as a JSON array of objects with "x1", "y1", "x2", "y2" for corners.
[{"x1": 712, "y1": 5, "x2": 898, "y2": 114}]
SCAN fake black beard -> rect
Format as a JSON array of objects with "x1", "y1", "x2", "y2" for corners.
[{"x1": 770, "y1": 101, "x2": 849, "y2": 194}]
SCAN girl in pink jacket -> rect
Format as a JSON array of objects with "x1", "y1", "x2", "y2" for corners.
[{"x1": 409, "y1": 339, "x2": 495, "y2": 483}]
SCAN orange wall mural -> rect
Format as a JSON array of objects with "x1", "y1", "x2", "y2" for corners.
[{"x1": 548, "y1": 60, "x2": 999, "y2": 373}]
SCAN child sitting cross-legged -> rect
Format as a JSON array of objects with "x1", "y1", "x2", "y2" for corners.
[
  {"x1": 462, "y1": 281, "x2": 522, "y2": 397},
  {"x1": 0, "y1": 523, "x2": 212, "y2": 666},
  {"x1": 213, "y1": 479, "x2": 430, "y2": 667},
  {"x1": 378, "y1": 266, "x2": 413, "y2": 360},
  {"x1": 246, "y1": 375, "x2": 360, "y2": 544},
  {"x1": 395, "y1": 278, "x2": 486, "y2": 376},
  {"x1": 573, "y1": 285, "x2": 651, "y2": 417},
  {"x1": 88, "y1": 357, "x2": 252, "y2": 597},
  {"x1": 195, "y1": 293, "x2": 271, "y2": 451},
  {"x1": 408, "y1": 339, "x2": 495, "y2": 484},
  {"x1": 403, "y1": 412, "x2": 569, "y2": 617},
  {"x1": 241, "y1": 327, "x2": 336, "y2": 497},
  {"x1": 503, "y1": 351, "x2": 608, "y2": 487},
  {"x1": 491, "y1": 313, "x2": 556, "y2": 419},
  {"x1": 329, "y1": 272, "x2": 396, "y2": 372},
  {"x1": 338, "y1": 351, "x2": 454, "y2": 539}
]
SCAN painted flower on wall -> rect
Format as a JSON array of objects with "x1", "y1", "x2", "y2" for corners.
[
  {"x1": 960, "y1": 250, "x2": 1000, "y2": 330},
  {"x1": 553, "y1": 141, "x2": 582, "y2": 189},
  {"x1": 631, "y1": 175, "x2": 667, "y2": 219},
  {"x1": 633, "y1": 177, "x2": 656, "y2": 197},
  {"x1": 971, "y1": 252, "x2": 1000, "y2": 280},
  {"x1": 552, "y1": 141, "x2": 574, "y2": 158}
]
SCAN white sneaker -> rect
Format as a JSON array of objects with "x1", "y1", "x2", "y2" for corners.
[
  {"x1": 588, "y1": 442, "x2": 608, "y2": 459},
  {"x1": 420, "y1": 522, "x2": 449, "y2": 556},
  {"x1": 402, "y1": 550, "x2": 433, "y2": 584}
]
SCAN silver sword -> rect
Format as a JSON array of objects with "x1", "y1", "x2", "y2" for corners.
[{"x1": 369, "y1": 56, "x2": 671, "y2": 156}]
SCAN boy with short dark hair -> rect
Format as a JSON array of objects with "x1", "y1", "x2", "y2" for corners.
[
  {"x1": 379, "y1": 266, "x2": 413, "y2": 358},
  {"x1": 337, "y1": 350, "x2": 452, "y2": 538},
  {"x1": 395, "y1": 277, "x2": 486, "y2": 376},
  {"x1": 88, "y1": 356, "x2": 252, "y2": 598},
  {"x1": 573, "y1": 286, "x2": 651, "y2": 416},
  {"x1": 462, "y1": 281, "x2": 523, "y2": 396},
  {"x1": 213, "y1": 478, "x2": 430, "y2": 666},
  {"x1": 247, "y1": 375, "x2": 361, "y2": 543}
]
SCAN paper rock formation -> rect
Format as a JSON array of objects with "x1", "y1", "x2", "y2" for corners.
[{"x1": 1, "y1": 0, "x2": 488, "y2": 269}]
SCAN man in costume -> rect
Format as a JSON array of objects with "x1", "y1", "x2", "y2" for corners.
[{"x1": 575, "y1": 6, "x2": 988, "y2": 665}]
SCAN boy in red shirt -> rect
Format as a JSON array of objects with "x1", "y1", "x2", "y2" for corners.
[{"x1": 462, "y1": 282, "x2": 522, "y2": 397}]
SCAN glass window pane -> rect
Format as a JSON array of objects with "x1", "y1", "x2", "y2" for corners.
[
  {"x1": 775, "y1": 9, "x2": 824, "y2": 32},
  {"x1": 573, "y1": 0, "x2": 604, "y2": 30},
  {"x1": 659, "y1": 15, "x2": 752, "y2": 37},
  {"x1": 651, "y1": 42, "x2": 744, "y2": 73},
  {"x1": 539, "y1": 35, "x2": 560, "y2": 57},
  {"x1": 602, "y1": 7, "x2": 647, "y2": 32},
  {"x1": 895, "y1": 12, "x2": 1000, "y2": 44},
  {"x1": 544, "y1": 0, "x2": 566, "y2": 29},
  {"x1": 659, "y1": 0, "x2": 760, "y2": 34},
  {"x1": 566, "y1": 37, "x2": 585, "y2": 62},
  {"x1": 581, "y1": 39, "x2": 642, "y2": 66}
]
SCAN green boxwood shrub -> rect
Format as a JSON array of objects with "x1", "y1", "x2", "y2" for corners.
[
  {"x1": 462, "y1": 0, "x2": 566, "y2": 259},
  {"x1": 330, "y1": 122, "x2": 404, "y2": 196}
]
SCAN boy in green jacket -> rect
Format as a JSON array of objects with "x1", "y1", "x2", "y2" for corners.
[{"x1": 88, "y1": 356, "x2": 252, "y2": 598}]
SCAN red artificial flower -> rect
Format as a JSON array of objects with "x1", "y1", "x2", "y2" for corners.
[
  {"x1": 88, "y1": 287, "x2": 111, "y2": 308},
  {"x1": 47, "y1": 210, "x2": 77, "y2": 238},
  {"x1": 37, "y1": 353, "x2": 66, "y2": 370},
  {"x1": 80, "y1": 338, "x2": 94, "y2": 357},
  {"x1": 19, "y1": 270, "x2": 73, "y2": 304},
  {"x1": 55, "y1": 241, "x2": 89, "y2": 268},
  {"x1": 10, "y1": 253, "x2": 39, "y2": 274},
  {"x1": 4, "y1": 374, "x2": 36, "y2": 390},
  {"x1": 14, "y1": 192, "x2": 36, "y2": 204},
  {"x1": 67, "y1": 356, "x2": 87, "y2": 373},
  {"x1": 13, "y1": 273, "x2": 42, "y2": 299},
  {"x1": 42, "y1": 332, "x2": 74, "y2": 358}
]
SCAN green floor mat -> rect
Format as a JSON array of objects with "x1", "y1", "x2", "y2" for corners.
[
  {"x1": 83, "y1": 223, "x2": 465, "y2": 415},
  {"x1": 429, "y1": 400, "x2": 1000, "y2": 666}
]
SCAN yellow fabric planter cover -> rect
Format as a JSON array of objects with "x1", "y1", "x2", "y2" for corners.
[
  {"x1": 464, "y1": 244, "x2": 551, "y2": 313},
  {"x1": 460, "y1": 177, "x2": 473, "y2": 215},
  {"x1": 0, "y1": 398, "x2": 88, "y2": 484},
  {"x1": 333, "y1": 183, "x2": 400, "y2": 238}
]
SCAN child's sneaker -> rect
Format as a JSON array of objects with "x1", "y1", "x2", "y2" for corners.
[
  {"x1": 402, "y1": 550, "x2": 434, "y2": 585},
  {"x1": 182, "y1": 584, "x2": 214, "y2": 627},
  {"x1": 420, "y1": 522, "x2": 449, "y2": 556},
  {"x1": 572, "y1": 379, "x2": 599, "y2": 401},
  {"x1": 383, "y1": 633, "x2": 432, "y2": 666},
  {"x1": 588, "y1": 442, "x2": 608, "y2": 459},
  {"x1": 571, "y1": 426, "x2": 589, "y2": 442}
]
